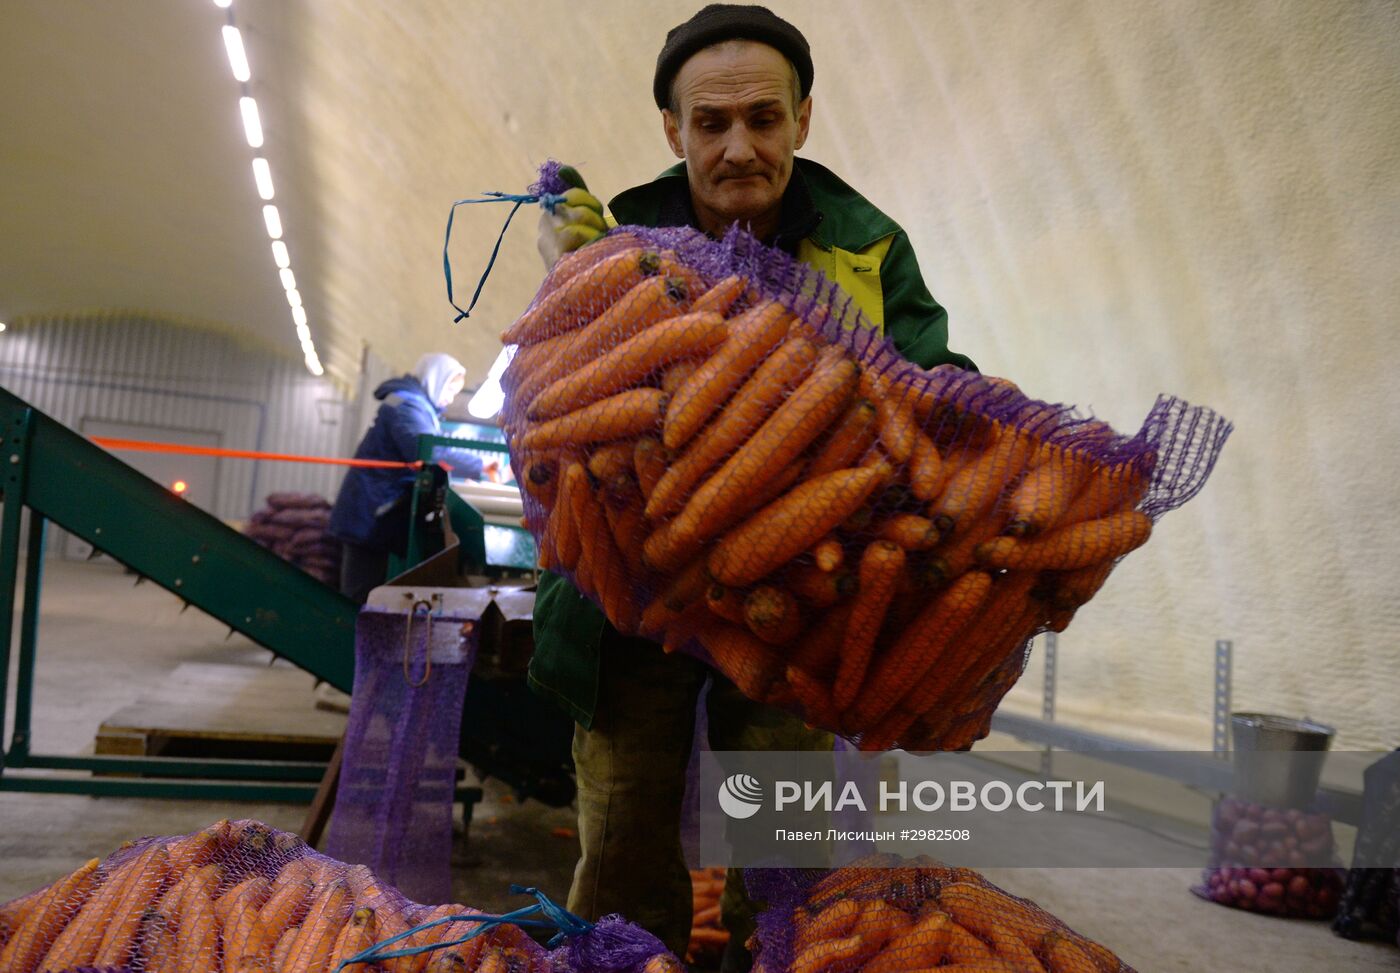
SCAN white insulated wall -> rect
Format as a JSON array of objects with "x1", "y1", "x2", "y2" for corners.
[{"x1": 0, "y1": 313, "x2": 354, "y2": 527}]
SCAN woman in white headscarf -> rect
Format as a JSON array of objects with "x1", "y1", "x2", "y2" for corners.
[{"x1": 329, "y1": 352, "x2": 483, "y2": 602}]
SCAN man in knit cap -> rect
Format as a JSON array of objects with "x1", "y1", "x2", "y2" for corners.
[{"x1": 532, "y1": 6, "x2": 975, "y2": 967}]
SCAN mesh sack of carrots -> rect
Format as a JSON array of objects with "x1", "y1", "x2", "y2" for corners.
[
  {"x1": 501, "y1": 219, "x2": 1231, "y2": 753},
  {"x1": 0, "y1": 818, "x2": 683, "y2": 973},
  {"x1": 686, "y1": 867, "x2": 729, "y2": 966},
  {"x1": 742, "y1": 854, "x2": 1135, "y2": 973}
]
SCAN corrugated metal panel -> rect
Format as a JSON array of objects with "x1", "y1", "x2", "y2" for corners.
[{"x1": 0, "y1": 313, "x2": 351, "y2": 551}]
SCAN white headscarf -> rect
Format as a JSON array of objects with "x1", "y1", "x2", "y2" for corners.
[{"x1": 412, "y1": 352, "x2": 467, "y2": 408}]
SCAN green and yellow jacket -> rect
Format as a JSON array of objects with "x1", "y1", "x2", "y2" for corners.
[{"x1": 527, "y1": 157, "x2": 976, "y2": 727}]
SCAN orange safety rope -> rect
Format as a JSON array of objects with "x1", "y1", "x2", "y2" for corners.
[{"x1": 90, "y1": 436, "x2": 424, "y2": 470}]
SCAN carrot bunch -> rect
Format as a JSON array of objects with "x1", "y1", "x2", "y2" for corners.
[
  {"x1": 0, "y1": 820, "x2": 560, "y2": 973},
  {"x1": 502, "y1": 232, "x2": 1161, "y2": 752},
  {"x1": 687, "y1": 867, "x2": 730, "y2": 967},
  {"x1": 753, "y1": 855, "x2": 1134, "y2": 973}
]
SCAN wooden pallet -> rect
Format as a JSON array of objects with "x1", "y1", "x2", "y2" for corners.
[{"x1": 96, "y1": 662, "x2": 347, "y2": 763}]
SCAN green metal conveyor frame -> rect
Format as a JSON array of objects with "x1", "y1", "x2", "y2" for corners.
[{"x1": 0, "y1": 387, "x2": 359, "y2": 801}]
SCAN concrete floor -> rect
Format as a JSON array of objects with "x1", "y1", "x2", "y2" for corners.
[{"x1": 2, "y1": 559, "x2": 1397, "y2": 970}]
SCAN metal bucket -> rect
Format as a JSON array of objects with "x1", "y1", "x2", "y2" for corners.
[{"x1": 1231, "y1": 712, "x2": 1335, "y2": 809}]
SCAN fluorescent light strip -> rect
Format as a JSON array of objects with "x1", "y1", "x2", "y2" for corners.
[
  {"x1": 222, "y1": 26, "x2": 250, "y2": 82},
  {"x1": 239, "y1": 97, "x2": 263, "y2": 148},
  {"x1": 213, "y1": 0, "x2": 232, "y2": 8},
  {"x1": 251, "y1": 157, "x2": 273, "y2": 200},
  {"x1": 222, "y1": 12, "x2": 323, "y2": 375}
]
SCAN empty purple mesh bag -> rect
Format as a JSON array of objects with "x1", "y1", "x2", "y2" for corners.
[{"x1": 326, "y1": 600, "x2": 478, "y2": 905}]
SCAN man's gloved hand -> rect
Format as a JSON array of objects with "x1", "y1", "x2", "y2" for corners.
[{"x1": 537, "y1": 166, "x2": 607, "y2": 270}]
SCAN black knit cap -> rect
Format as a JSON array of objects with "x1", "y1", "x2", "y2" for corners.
[{"x1": 653, "y1": 4, "x2": 813, "y2": 110}]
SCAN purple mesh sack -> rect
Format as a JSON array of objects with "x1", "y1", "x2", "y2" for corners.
[
  {"x1": 743, "y1": 856, "x2": 1136, "y2": 972},
  {"x1": 0, "y1": 821, "x2": 587, "y2": 973},
  {"x1": 499, "y1": 207, "x2": 1231, "y2": 754},
  {"x1": 325, "y1": 597, "x2": 478, "y2": 905}
]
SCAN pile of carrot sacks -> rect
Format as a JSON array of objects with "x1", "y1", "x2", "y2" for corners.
[
  {"x1": 243, "y1": 492, "x2": 340, "y2": 587},
  {"x1": 746, "y1": 854, "x2": 1134, "y2": 973},
  {"x1": 501, "y1": 226, "x2": 1230, "y2": 753},
  {"x1": 0, "y1": 819, "x2": 682, "y2": 973}
]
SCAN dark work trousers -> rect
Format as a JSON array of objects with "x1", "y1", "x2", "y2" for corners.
[{"x1": 339, "y1": 541, "x2": 389, "y2": 605}]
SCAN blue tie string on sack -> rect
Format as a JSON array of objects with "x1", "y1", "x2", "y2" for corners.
[
  {"x1": 442, "y1": 191, "x2": 567, "y2": 322},
  {"x1": 333, "y1": 885, "x2": 593, "y2": 970}
]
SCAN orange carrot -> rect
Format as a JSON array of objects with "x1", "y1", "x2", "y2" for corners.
[
  {"x1": 645, "y1": 336, "x2": 818, "y2": 520},
  {"x1": 172, "y1": 866, "x2": 223, "y2": 973},
  {"x1": 705, "y1": 584, "x2": 749, "y2": 625},
  {"x1": 283, "y1": 879, "x2": 352, "y2": 973},
  {"x1": 743, "y1": 585, "x2": 803, "y2": 645},
  {"x1": 833, "y1": 541, "x2": 906, "y2": 713},
  {"x1": 662, "y1": 300, "x2": 794, "y2": 450},
  {"x1": 1048, "y1": 459, "x2": 1151, "y2": 531},
  {"x1": 661, "y1": 359, "x2": 702, "y2": 394},
  {"x1": 586, "y1": 442, "x2": 636, "y2": 482},
  {"x1": 929, "y1": 425, "x2": 1035, "y2": 532},
  {"x1": 1004, "y1": 446, "x2": 1095, "y2": 535},
  {"x1": 48, "y1": 843, "x2": 169, "y2": 970},
  {"x1": 926, "y1": 511, "x2": 1009, "y2": 585},
  {"x1": 644, "y1": 375, "x2": 846, "y2": 574},
  {"x1": 602, "y1": 480, "x2": 650, "y2": 576},
  {"x1": 548, "y1": 459, "x2": 584, "y2": 571},
  {"x1": 690, "y1": 274, "x2": 748, "y2": 315},
  {"x1": 908, "y1": 430, "x2": 948, "y2": 500},
  {"x1": 707, "y1": 464, "x2": 886, "y2": 587},
  {"x1": 845, "y1": 571, "x2": 993, "y2": 729},
  {"x1": 520, "y1": 388, "x2": 667, "y2": 451},
  {"x1": 331, "y1": 906, "x2": 379, "y2": 966},
  {"x1": 165, "y1": 819, "x2": 230, "y2": 879},
  {"x1": 0, "y1": 857, "x2": 100, "y2": 973},
  {"x1": 902, "y1": 574, "x2": 1042, "y2": 740},
  {"x1": 875, "y1": 389, "x2": 919, "y2": 463},
  {"x1": 502, "y1": 247, "x2": 660, "y2": 346},
  {"x1": 784, "y1": 665, "x2": 840, "y2": 731},
  {"x1": 788, "y1": 602, "x2": 853, "y2": 679},
  {"x1": 697, "y1": 622, "x2": 784, "y2": 699},
  {"x1": 791, "y1": 898, "x2": 860, "y2": 956},
  {"x1": 811, "y1": 536, "x2": 844, "y2": 573},
  {"x1": 859, "y1": 910, "x2": 953, "y2": 973},
  {"x1": 632, "y1": 436, "x2": 670, "y2": 500},
  {"x1": 790, "y1": 933, "x2": 878, "y2": 973},
  {"x1": 567, "y1": 463, "x2": 641, "y2": 633},
  {"x1": 1046, "y1": 561, "x2": 1116, "y2": 611},
  {"x1": 529, "y1": 311, "x2": 726, "y2": 420},
  {"x1": 805, "y1": 398, "x2": 880, "y2": 479},
  {"x1": 877, "y1": 513, "x2": 942, "y2": 551},
  {"x1": 0, "y1": 889, "x2": 44, "y2": 954},
  {"x1": 558, "y1": 273, "x2": 698, "y2": 371},
  {"x1": 976, "y1": 510, "x2": 1152, "y2": 571},
  {"x1": 786, "y1": 562, "x2": 857, "y2": 606}
]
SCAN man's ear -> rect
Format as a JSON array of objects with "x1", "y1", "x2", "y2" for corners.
[
  {"x1": 794, "y1": 95, "x2": 813, "y2": 150},
  {"x1": 662, "y1": 108, "x2": 685, "y2": 159}
]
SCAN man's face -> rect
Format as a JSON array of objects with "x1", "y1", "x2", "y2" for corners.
[{"x1": 663, "y1": 41, "x2": 812, "y2": 231}]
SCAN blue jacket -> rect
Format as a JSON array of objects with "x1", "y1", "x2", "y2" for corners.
[{"x1": 329, "y1": 376, "x2": 484, "y2": 548}]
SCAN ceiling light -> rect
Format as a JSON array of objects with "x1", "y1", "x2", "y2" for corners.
[
  {"x1": 279, "y1": 268, "x2": 296, "y2": 291},
  {"x1": 271, "y1": 240, "x2": 289, "y2": 269},
  {"x1": 0, "y1": 322, "x2": 7, "y2": 333},
  {"x1": 305, "y1": 353, "x2": 324, "y2": 377},
  {"x1": 262, "y1": 204, "x2": 282, "y2": 239},
  {"x1": 251, "y1": 157, "x2": 274, "y2": 200},
  {"x1": 286, "y1": 288, "x2": 302, "y2": 308},
  {"x1": 239, "y1": 96, "x2": 263, "y2": 148},
  {"x1": 292, "y1": 305, "x2": 307, "y2": 326},
  {"x1": 299, "y1": 335, "x2": 314, "y2": 354},
  {"x1": 213, "y1": 0, "x2": 232, "y2": 8},
  {"x1": 222, "y1": 26, "x2": 250, "y2": 82},
  {"x1": 295, "y1": 322, "x2": 311, "y2": 342}
]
